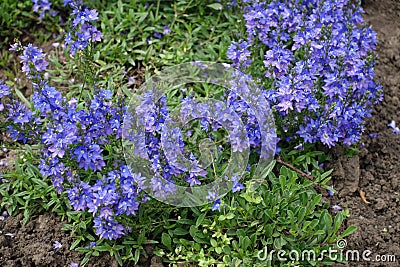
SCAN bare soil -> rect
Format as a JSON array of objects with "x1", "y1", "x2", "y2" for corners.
[{"x1": 330, "y1": 0, "x2": 400, "y2": 266}]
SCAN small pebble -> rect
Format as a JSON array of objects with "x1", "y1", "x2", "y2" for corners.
[{"x1": 5, "y1": 233, "x2": 15, "y2": 238}]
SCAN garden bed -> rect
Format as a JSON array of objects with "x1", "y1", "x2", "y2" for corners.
[{"x1": 0, "y1": 0, "x2": 399, "y2": 266}]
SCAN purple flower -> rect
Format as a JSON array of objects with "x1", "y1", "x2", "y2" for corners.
[
  {"x1": 80, "y1": 24, "x2": 103, "y2": 42},
  {"x1": 53, "y1": 241, "x2": 62, "y2": 252},
  {"x1": 9, "y1": 42, "x2": 21, "y2": 51},
  {"x1": 93, "y1": 217, "x2": 126, "y2": 240},
  {"x1": 32, "y1": 0, "x2": 54, "y2": 19},
  {"x1": 87, "y1": 241, "x2": 96, "y2": 248},
  {"x1": 227, "y1": 40, "x2": 252, "y2": 68},
  {"x1": 263, "y1": 47, "x2": 293, "y2": 78},
  {"x1": 369, "y1": 133, "x2": 380, "y2": 139},
  {"x1": 327, "y1": 185, "x2": 334, "y2": 197},
  {"x1": 230, "y1": 0, "x2": 381, "y2": 148},
  {"x1": 232, "y1": 181, "x2": 245, "y2": 193},
  {"x1": 388, "y1": 120, "x2": 400, "y2": 134},
  {"x1": 185, "y1": 175, "x2": 201, "y2": 187},
  {"x1": 163, "y1": 25, "x2": 172, "y2": 35},
  {"x1": 84, "y1": 8, "x2": 99, "y2": 21},
  {"x1": 0, "y1": 81, "x2": 11, "y2": 98},
  {"x1": 19, "y1": 44, "x2": 49, "y2": 76},
  {"x1": 294, "y1": 143, "x2": 303, "y2": 150},
  {"x1": 332, "y1": 204, "x2": 342, "y2": 213},
  {"x1": 153, "y1": 32, "x2": 162, "y2": 39},
  {"x1": 128, "y1": 76, "x2": 135, "y2": 85},
  {"x1": 212, "y1": 199, "x2": 221, "y2": 211},
  {"x1": 64, "y1": 2, "x2": 102, "y2": 56},
  {"x1": 206, "y1": 190, "x2": 218, "y2": 202},
  {"x1": 73, "y1": 146, "x2": 88, "y2": 162},
  {"x1": 116, "y1": 197, "x2": 139, "y2": 216}
]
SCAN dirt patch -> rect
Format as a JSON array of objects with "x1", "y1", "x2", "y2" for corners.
[
  {"x1": 330, "y1": 0, "x2": 400, "y2": 266},
  {"x1": 0, "y1": 213, "x2": 128, "y2": 267}
]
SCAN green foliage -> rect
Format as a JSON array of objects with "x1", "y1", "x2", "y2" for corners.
[
  {"x1": 128, "y1": 166, "x2": 352, "y2": 266},
  {"x1": 0, "y1": 0, "x2": 63, "y2": 45},
  {"x1": 0, "y1": 144, "x2": 67, "y2": 225}
]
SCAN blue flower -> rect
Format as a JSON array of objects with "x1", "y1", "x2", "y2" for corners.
[
  {"x1": 93, "y1": 217, "x2": 127, "y2": 240},
  {"x1": 0, "y1": 81, "x2": 11, "y2": 98},
  {"x1": 332, "y1": 204, "x2": 342, "y2": 213},
  {"x1": 227, "y1": 40, "x2": 252, "y2": 68},
  {"x1": 185, "y1": 175, "x2": 201, "y2": 187},
  {"x1": 212, "y1": 199, "x2": 221, "y2": 211},
  {"x1": 232, "y1": 181, "x2": 245, "y2": 193},
  {"x1": 32, "y1": 0, "x2": 54, "y2": 19},
  {"x1": 231, "y1": 0, "x2": 381, "y2": 148},
  {"x1": 53, "y1": 240, "x2": 62, "y2": 252},
  {"x1": 388, "y1": 120, "x2": 400, "y2": 134},
  {"x1": 64, "y1": 2, "x2": 102, "y2": 56},
  {"x1": 163, "y1": 25, "x2": 172, "y2": 35},
  {"x1": 19, "y1": 44, "x2": 49, "y2": 76}
]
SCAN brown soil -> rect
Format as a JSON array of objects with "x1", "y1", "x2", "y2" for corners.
[
  {"x1": 0, "y1": 213, "x2": 121, "y2": 267},
  {"x1": 330, "y1": 0, "x2": 400, "y2": 266},
  {"x1": 0, "y1": 0, "x2": 399, "y2": 266}
]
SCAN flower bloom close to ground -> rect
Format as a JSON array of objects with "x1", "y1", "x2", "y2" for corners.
[{"x1": 228, "y1": 0, "x2": 382, "y2": 148}]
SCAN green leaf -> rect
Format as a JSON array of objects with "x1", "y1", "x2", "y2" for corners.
[
  {"x1": 81, "y1": 252, "x2": 92, "y2": 266},
  {"x1": 339, "y1": 225, "x2": 357, "y2": 239},
  {"x1": 196, "y1": 213, "x2": 206, "y2": 228},
  {"x1": 161, "y1": 233, "x2": 172, "y2": 251},
  {"x1": 70, "y1": 238, "x2": 82, "y2": 250},
  {"x1": 273, "y1": 236, "x2": 287, "y2": 250},
  {"x1": 114, "y1": 250, "x2": 123, "y2": 266},
  {"x1": 14, "y1": 88, "x2": 31, "y2": 108},
  {"x1": 207, "y1": 3, "x2": 223, "y2": 10},
  {"x1": 172, "y1": 228, "x2": 189, "y2": 236},
  {"x1": 314, "y1": 230, "x2": 326, "y2": 235}
]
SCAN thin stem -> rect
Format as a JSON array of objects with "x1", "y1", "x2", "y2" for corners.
[
  {"x1": 276, "y1": 156, "x2": 324, "y2": 194},
  {"x1": 276, "y1": 156, "x2": 314, "y2": 181},
  {"x1": 155, "y1": 0, "x2": 161, "y2": 20}
]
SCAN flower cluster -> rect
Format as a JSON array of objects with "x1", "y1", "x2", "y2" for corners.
[
  {"x1": 0, "y1": 79, "x2": 37, "y2": 143},
  {"x1": 64, "y1": 0, "x2": 103, "y2": 55},
  {"x1": 4, "y1": 41, "x2": 145, "y2": 239},
  {"x1": 227, "y1": 40, "x2": 252, "y2": 69},
  {"x1": 228, "y1": 0, "x2": 382, "y2": 148},
  {"x1": 32, "y1": 0, "x2": 56, "y2": 19},
  {"x1": 0, "y1": 81, "x2": 10, "y2": 100},
  {"x1": 5, "y1": 2, "x2": 147, "y2": 240},
  {"x1": 124, "y1": 85, "x2": 255, "y2": 207},
  {"x1": 10, "y1": 42, "x2": 49, "y2": 78}
]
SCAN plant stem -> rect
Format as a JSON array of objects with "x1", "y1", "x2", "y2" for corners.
[{"x1": 276, "y1": 156, "x2": 325, "y2": 194}]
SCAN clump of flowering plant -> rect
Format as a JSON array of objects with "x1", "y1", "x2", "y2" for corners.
[
  {"x1": 1, "y1": 0, "x2": 145, "y2": 240},
  {"x1": 4, "y1": 0, "x2": 271, "y2": 240},
  {"x1": 4, "y1": 40, "x2": 144, "y2": 239},
  {"x1": 63, "y1": 0, "x2": 102, "y2": 55},
  {"x1": 228, "y1": 0, "x2": 382, "y2": 148}
]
